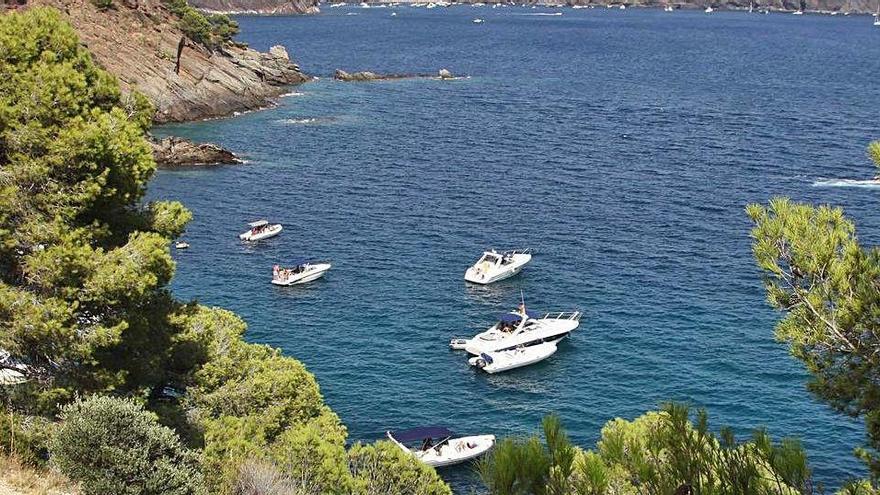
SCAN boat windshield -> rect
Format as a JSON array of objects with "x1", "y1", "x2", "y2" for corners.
[{"x1": 480, "y1": 254, "x2": 500, "y2": 264}]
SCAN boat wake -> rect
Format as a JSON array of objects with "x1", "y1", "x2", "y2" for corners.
[
  {"x1": 813, "y1": 178, "x2": 880, "y2": 189},
  {"x1": 279, "y1": 91, "x2": 305, "y2": 98}
]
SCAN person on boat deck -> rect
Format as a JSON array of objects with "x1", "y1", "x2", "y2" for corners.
[
  {"x1": 421, "y1": 438, "x2": 433, "y2": 451},
  {"x1": 273, "y1": 265, "x2": 280, "y2": 278}
]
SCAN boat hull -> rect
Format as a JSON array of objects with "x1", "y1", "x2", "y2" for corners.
[
  {"x1": 464, "y1": 317, "x2": 578, "y2": 355},
  {"x1": 390, "y1": 434, "x2": 496, "y2": 467},
  {"x1": 470, "y1": 341, "x2": 558, "y2": 373}
]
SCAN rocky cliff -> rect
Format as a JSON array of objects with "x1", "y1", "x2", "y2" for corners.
[
  {"x1": 19, "y1": 0, "x2": 310, "y2": 122},
  {"x1": 189, "y1": 0, "x2": 319, "y2": 14},
  {"x1": 374, "y1": 0, "x2": 877, "y2": 13}
]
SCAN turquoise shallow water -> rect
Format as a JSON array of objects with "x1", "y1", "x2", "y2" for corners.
[{"x1": 150, "y1": 7, "x2": 880, "y2": 491}]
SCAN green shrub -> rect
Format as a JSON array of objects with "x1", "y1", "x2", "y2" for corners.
[
  {"x1": 90, "y1": 0, "x2": 113, "y2": 9},
  {"x1": 49, "y1": 396, "x2": 204, "y2": 495},
  {"x1": 0, "y1": 412, "x2": 53, "y2": 466}
]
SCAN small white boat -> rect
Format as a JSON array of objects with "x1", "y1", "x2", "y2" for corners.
[
  {"x1": 704, "y1": 6, "x2": 713, "y2": 12},
  {"x1": 175, "y1": 241, "x2": 190, "y2": 249},
  {"x1": 391, "y1": 11, "x2": 397, "y2": 15},
  {"x1": 619, "y1": 4, "x2": 626, "y2": 8},
  {"x1": 387, "y1": 427, "x2": 495, "y2": 467},
  {"x1": 426, "y1": 2, "x2": 436, "y2": 8},
  {"x1": 792, "y1": 9, "x2": 803, "y2": 14},
  {"x1": 329, "y1": 1, "x2": 345, "y2": 6},
  {"x1": 239, "y1": 220, "x2": 282, "y2": 242},
  {"x1": 875, "y1": 18, "x2": 880, "y2": 26},
  {"x1": 664, "y1": 5, "x2": 674, "y2": 11},
  {"x1": 272, "y1": 260, "x2": 332, "y2": 286},
  {"x1": 464, "y1": 248, "x2": 531, "y2": 284},
  {"x1": 360, "y1": 1, "x2": 369, "y2": 7},
  {"x1": 469, "y1": 341, "x2": 558, "y2": 373},
  {"x1": 450, "y1": 305, "x2": 580, "y2": 355},
  {"x1": 473, "y1": 17, "x2": 484, "y2": 22}
]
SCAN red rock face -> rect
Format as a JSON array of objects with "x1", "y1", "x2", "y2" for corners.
[
  {"x1": 25, "y1": 0, "x2": 310, "y2": 122},
  {"x1": 187, "y1": 0, "x2": 319, "y2": 14}
]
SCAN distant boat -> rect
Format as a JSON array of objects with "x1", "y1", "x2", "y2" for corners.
[
  {"x1": 874, "y1": 6, "x2": 880, "y2": 25},
  {"x1": 792, "y1": 9, "x2": 804, "y2": 14},
  {"x1": 704, "y1": 5, "x2": 713, "y2": 12},
  {"x1": 619, "y1": 4, "x2": 626, "y2": 9},
  {"x1": 175, "y1": 241, "x2": 190, "y2": 249},
  {"x1": 473, "y1": 17, "x2": 485, "y2": 22},
  {"x1": 664, "y1": 4, "x2": 674, "y2": 11},
  {"x1": 329, "y1": 1, "x2": 345, "y2": 6},
  {"x1": 748, "y1": 0, "x2": 753, "y2": 12},
  {"x1": 391, "y1": 11, "x2": 397, "y2": 15}
]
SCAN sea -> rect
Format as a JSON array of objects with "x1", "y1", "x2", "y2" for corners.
[{"x1": 149, "y1": 6, "x2": 880, "y2": 491}]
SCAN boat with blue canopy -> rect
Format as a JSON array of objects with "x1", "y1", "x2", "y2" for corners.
[
  {"x1": 450, "y1": 300, "x2": 580, "y2": 358},
  {"x1": 386, "y1": 426, "x2": 495, "y2": 467}
]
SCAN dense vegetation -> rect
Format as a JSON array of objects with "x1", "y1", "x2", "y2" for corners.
[
  {"x1": 479, "y1": 406, "x2": 819, "y2": 495},
  {"x1": 0, "y1": 8, "x2": 447, "y2": 495},
  {"x1": 164, "y1": 0, "x2": 240, "y2": 49}
]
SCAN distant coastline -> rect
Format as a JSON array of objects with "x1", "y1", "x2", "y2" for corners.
[{"x1": 316, "y1": 0, "x2": 878, "y2": 15}]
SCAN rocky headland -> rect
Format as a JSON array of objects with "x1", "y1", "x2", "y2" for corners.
[
  {"x1": 188, "y1": 0, "x2": 319, "y2": 13},
  {"x1": 20, "y1": 0, "x2": 310, "y2": 123},
  {"x1": 334, "y1": 68, "x2": 457, "y2": 81}
]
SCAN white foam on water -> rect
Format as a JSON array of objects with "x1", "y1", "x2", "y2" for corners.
[
  {"x1": 279, "y1": 91, "x2": 305, "y2": 98},
  {"x1": 278, "y1": 118, "x2": 319, "y2": 125},
  {"x1": 813, "y1": 178, "x2": 880, "y2": 189},
  {"x1": 517, "y1": 12, "x2": 563, "y2": 15}
]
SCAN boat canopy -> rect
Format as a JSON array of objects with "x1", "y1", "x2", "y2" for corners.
[
  {"x1": 389, "y1": 427, "x2": 454, "y2": 443},
  {"x1": 288, "y1": 258, "x2": 310, "y2": 267},
  {"x1": 498, "y1": 311, "x2": 540, "y2": 323},
  {"x1": 248, "y1": 220, "x2": 269, "y2": 227}
]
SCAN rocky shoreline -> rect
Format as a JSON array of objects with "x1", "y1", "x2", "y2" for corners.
[
  {"x1": 25, "y1": 0, "x2": 310, "y2": 123},
  {"x1": 339, "y1": 0, "x2": 878, "y2": 14},
  {"x1": 333, "y1": 68, "x2": 457, "y2": 81}
]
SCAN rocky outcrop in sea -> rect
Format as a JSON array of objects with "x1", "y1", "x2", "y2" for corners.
[
  {"x1": 334, "y1": 68, "x2": 458, "y2": 81},
  {"x1": 151, "y1": 136, "x2": 241, "y2": 166},
  {"x1": 25, "y1": 0, "x2": 310, "y2": 123}
]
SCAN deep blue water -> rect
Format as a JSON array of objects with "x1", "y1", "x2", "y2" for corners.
[{"x1": 149, "y1": 7, "x2": 880, "y2": 491}]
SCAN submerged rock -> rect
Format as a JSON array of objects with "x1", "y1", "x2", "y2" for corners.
[{"x1": 151, "y1": 136, "x2": 241, "y2": 167}]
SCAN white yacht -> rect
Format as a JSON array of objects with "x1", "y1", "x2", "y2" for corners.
[
  {"x1": 464, "y1": 248, "x2": 531, "y2": 284},
  {"x1": 239, "y1": 220, "x2": 282, "y2": 242},
  {"x1": 387, "y1": 427, "x2": 495, "y2": 467},
  {"x1": 469, "y1": 341, "x2": 558, "y2": 373},
  {"x1": 272, "y1": 260, "x2": 332, "y2": 286},
  {"x1": 175, "y1": 241, "x2": 190, "y2": 249},
  {"x1": 450, "y1": 306, "x2": 580, "y2": 355}
]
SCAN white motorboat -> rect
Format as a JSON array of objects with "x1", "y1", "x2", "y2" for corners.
[
  {"x1": 704, "y1": 6, "x2": 713, "y2": 12},
  {"x1": 175, "y1": 241, "x2": 190, "y2": 249},
  {"x1": 464, "y1": 248, "x2": 531, "y2": 284},
  {"x1": 450, "y1": 306, "x2": 580, "y2": 355},
  {"x1": 239, "y1": 220, "x2": 282, "y2": 242},
  {"x1": 387, "y1": 427, "x2": 495, "y2": 467},
  {"x1": 473, "y1": 17, "x2": 485, "y2": 22},
  {"x1": 664, "y1": 5, "x2": 674, "y2": 11},
  {"x1": 469, "y1": 341, "x2": 558, "y2": 373},
  {"x1": 272, "y1": 260, "x2": 332, "y2": 286},
  {"x1": 792, "y1": 9, "x2": 803, "y2": 14}
]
